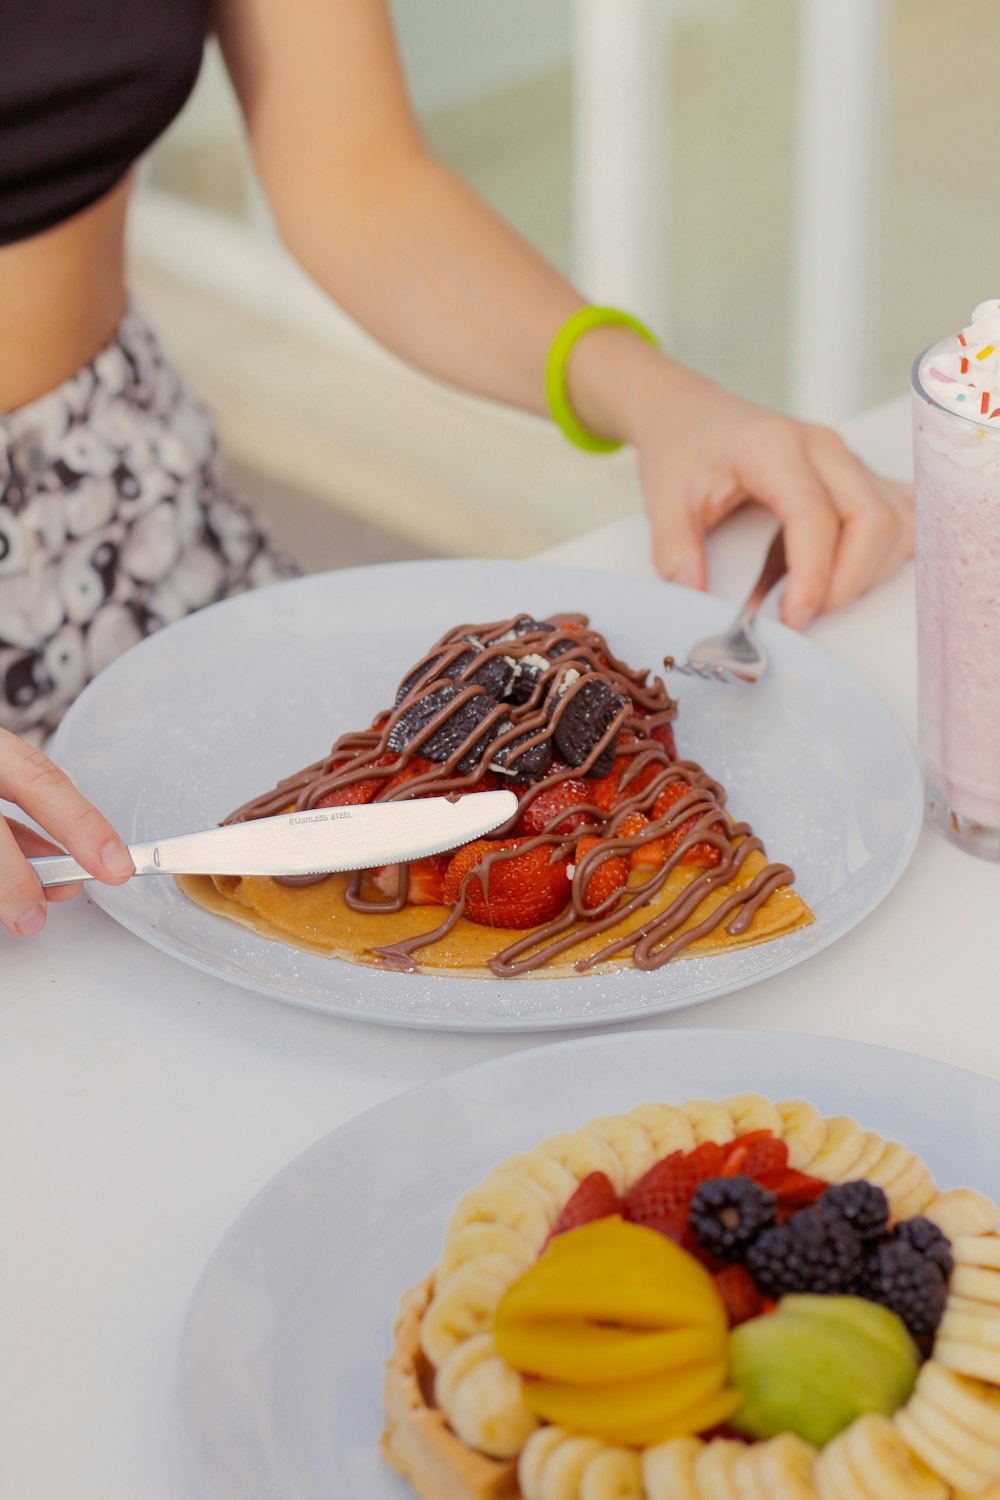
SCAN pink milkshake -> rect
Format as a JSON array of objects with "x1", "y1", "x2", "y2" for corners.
[{"x1": 914, "y1": 300, "x2": 1000, "y2": 858}]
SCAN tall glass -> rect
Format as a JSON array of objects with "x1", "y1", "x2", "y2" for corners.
[{"x1": 912, "y1": 347, "x2": 1000, "y2": 860}]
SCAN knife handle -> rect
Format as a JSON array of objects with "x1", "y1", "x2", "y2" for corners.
[{"x1": 29, "y1": 843, "x2": 160, "y2": 888}]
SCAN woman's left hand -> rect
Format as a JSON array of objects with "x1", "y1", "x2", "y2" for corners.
[{"x1": 629, "y1": 366, "x2": 914, "y2": 631}]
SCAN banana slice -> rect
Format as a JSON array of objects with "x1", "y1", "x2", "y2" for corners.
[
  {"x1": 434, "y1": 1332, "x2": 497, "y2": 1411},
  {"x1": 841, "y1": 1131, "x2": 894, "y2": 1185},
  {"x1": 641, "y1": 1435, "x2": 703, "y2": 1500},
  {"x1": 755, "y1": 1433, "x2": 821, "y2": 1500},
  {"x1": 952, "y1": 1235, "x2": 1000, "y2": 1270},
  {"x1": 888, "y1": 1161, "x2": 937, "y2": 1221},
  {"x1": 445, "y1": 1177, "x2": 553, "y2": 1248},
  {"x1": 680, "y1": 1098, "x2": 736, "y2": 1145},
  {"x1": 844, "y1": 1412, "x2": 947, "y2": 1500},
  {"x1": 908, "y1": 1389, "x2": 1000, "y2": 1488},
  {"x1": 924, "y1": 1189, "x2": 1000, "y2": 1240},
  {"x1": 895, "y1": 1404, "x2": 993, "y2": 1494},
  {"x1": 776, "y1": 1100, "x2": 827, "y2": 1170},
  {"x1": 934, "y1": 1338, "x2": 1000, "y2": 1385},
  {"x1": 487, "y1": 1152, "x2": 580, "y2": 1209},
  {"x1": 694, "y1": 1438, "x2": 745, "y2": 1500},
  {"x1": 724, "y1": 1092, "x2": 784, "y2": 1138},
  {"x1": 586, "y1": 1115, "x2": 656, "y2": 1185},
  {"x1": 939, "y1": 1307, "x2": 1000, "y2": 1349},
  {"x1": 881, "y1": 1154, "x2": 935, "y2": 1219},
  {"x1": 436, "y1": 1222, "x2": 537, "y2": 1288},
  {"x1": 538, "y1": 1131, "x2": 628, "y2": 1194},
  {"x1": 539, "y1": 1435, "x2": 607, "y2": 1500},
  {"x1": 446, "y1": 1353, "x2": 539, "y2": 1459},
  {"x1": 521, "y1": 1427, "x2": 573, "y2": 1500},
  {"x1": 420, "y1": 1260, "x2": 515, "y2": 1367},
  {"x1": 628, "y1": 1103, "x2": 696, "y2": 1159},
  {"x1": 813, "y1": 1431, "x2": 861, "y2": 1500},
  {"x1": 803, "y1": 1116, "x2": 868, "y2": 1183},
  {"x1": 857, "y1": 1138, "x2": 914, "y2": 1190},
  {"x1": 579, "y1": 1445, "x2": 643, "y2": 1500},
  {"x1": 950, "y1": 1266, "x2": 1000, "y2": 1308}
]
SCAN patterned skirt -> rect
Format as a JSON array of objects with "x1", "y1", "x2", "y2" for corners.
[{"x1": 0, "y1": 307, "x2": 298, "y2": 740}]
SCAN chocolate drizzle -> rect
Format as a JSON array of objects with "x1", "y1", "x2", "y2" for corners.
[{"x1": 221, "y1": 613, "x2": 796, "y2": 975}]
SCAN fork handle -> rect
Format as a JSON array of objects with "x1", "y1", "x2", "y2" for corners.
[{"x1": 740, "y1": 529, "x2": 787, "y2": 622}]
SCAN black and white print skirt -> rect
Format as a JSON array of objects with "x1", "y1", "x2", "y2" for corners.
[{"x1": 0, "y1": 307, "x2": 298, "y2": 741}]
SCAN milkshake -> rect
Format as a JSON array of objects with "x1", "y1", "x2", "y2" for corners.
[{"x1": 914, "y1": 300, "x2": 1000, "y2": 858}]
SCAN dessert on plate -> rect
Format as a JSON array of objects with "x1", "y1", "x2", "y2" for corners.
[
  {"x1": 179, "y1": 613, "x2": 813, "y2": 976},
  {"x1": 382, "y1": 1092, "x2": 1000, "y2": 1500}
]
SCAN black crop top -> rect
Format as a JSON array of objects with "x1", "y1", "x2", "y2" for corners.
[{"x1": 0, "y1": 0, "x2": 211, "y2": 246}]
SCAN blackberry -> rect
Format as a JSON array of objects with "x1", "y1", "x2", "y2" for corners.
[
  {"x1": 689, "y1": 1175, "x2": 776, "y2": 1261},
  {"x1": 388, "y1": 683, "x2": 501, "y2": 773},
  {"x1": 747, "y1": 1206, "x2": 863, "y2": 1298},
  {"x1": 820, "y1": 1181, "x2": 890, "y2": 1243},
  {"x1": 864, "y1": 1240, "x2": 947, "y2": 1337},
  {"x1": 894, "y1": 1217, "x2": 954, "y2": 1278}
]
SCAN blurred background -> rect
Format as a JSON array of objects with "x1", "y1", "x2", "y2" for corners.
[{"x1": 131, "y1": 0, "x2": 997, "y2": 572}]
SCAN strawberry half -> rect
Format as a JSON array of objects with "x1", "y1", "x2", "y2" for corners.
[
  {"x1": 518, "y1": 779, "x2": 596, "y2": 837},
  {"x1": 713, "y1": 1265, "x2": 763, "y2": 1328},
  {"x1": 548, "y1": 1171, "x2": 621, "y2": 1239},
  {"x1": 615, "y1": 811, "x2": 669, "y2": 872},
  {"x1": 317, "y1": 753, "x2": 398, "y2": 807},
  {"x1": 442, "y1": 838, "x2": 571, "y2": 928},
  {"x1": 575, "y1": 835, "x2": 629, "y2": 913},
  {"x1": 652, "y1": 780, "x2": 723, "y2": 867},
  {"x1": 624, "y1": 1141, "x2": 726, "y2": 1239},
  {"x1": 722, "y1": 1132, "x2": 789, "y2": 1181}
]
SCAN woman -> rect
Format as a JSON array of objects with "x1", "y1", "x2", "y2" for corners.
[{"x1": 0, "y1": 0, "x2": 912, "y2": 937}]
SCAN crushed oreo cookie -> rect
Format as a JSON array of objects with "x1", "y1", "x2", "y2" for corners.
[
  {"x1": 491, "y1": 727, "x2": 553, "y2": 783},
  {"x1": 553, "y1": 676, "x2": 628, "y2": 776},
  {"x1": 388, "y1": 683, "x2": 501, "y2": 773}
]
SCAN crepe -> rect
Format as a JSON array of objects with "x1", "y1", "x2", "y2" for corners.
[{"x1": 177, "y1": 847, "x2": 811, "y2": 977}]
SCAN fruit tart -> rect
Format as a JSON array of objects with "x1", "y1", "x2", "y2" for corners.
[
  {"x1": 179, "y1": 613, "x2": 813, "y2": 976},
  {"x1": 382, "y1": 1093, "x2": 1000, "y2": 1500}
]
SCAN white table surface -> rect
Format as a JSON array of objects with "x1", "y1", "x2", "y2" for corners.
[{"x1": 5, "y1": 394, "x2": 1000, "y2": 1500}]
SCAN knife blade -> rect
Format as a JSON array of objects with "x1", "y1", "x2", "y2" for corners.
[{"x1": 28, "y1": 789, "x2": 520, "y2": 887}]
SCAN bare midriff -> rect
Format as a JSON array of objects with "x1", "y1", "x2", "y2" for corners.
[{"x1": 0, "y1": 178, "x2": 130, "y2": 415}]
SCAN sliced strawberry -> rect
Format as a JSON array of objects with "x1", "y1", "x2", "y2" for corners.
[
  {"x1": 652, "y1": 721, "x2": 677, "y2": 758},
  {"x1": 764, "y1": 1167, "x2": 829, "y2": 1207},
  {"x1": 518, "y1": 779, "x2": 596, "y2": 837},
  {"x1": 406, "y1": 854, "x2": 451, "y2": 905},
  {"x1": 623, "y1": 1140, "x2": 726, "y2": 1238},
  {"x1": 588, "y1": 760, "x2": 625, "y2": 815},
  {"x1": 575, "y1": 835, "x2": 629, "y2": 913},
  {"x1": 652, "y1": 779, "x2": 723, "y2": 868},
  {"x1": 317, "y1": 753, "x2": 398, "y2": 807},
  {"x1": 380, "y1": 756, "x2": 437, "y2": 798},
  {"x1": 723, "y1": 1132, "x2": 789, "y2": 1181},
  {"x1": 548, "y1": 1171, "x2": 621, "y2": 1239},
  {"x1": 713, "y1": 1264, "x2": 763, "y2": 1328},
  {"x1": 616, "y1": 811, "x2": 669, "y2": 872},
  {"x1": 442, "y1": 837, "x2": 571, "y2": 928}
]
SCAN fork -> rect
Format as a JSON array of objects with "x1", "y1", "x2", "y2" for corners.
[{"x1": 669, "y1": 529, "x2": 788, "y2": 684}]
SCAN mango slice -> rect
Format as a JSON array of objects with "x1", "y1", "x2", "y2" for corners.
[{"x1": 493, "y1": 1217, "x2": 740, "y2": 1444}]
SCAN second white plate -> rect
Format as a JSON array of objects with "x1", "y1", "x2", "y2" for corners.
[
  {"x1": 51, "y1": 559, "x2": 922, "y2": 1030},
  {"x1": 178, "y1": 1029, "x2": 1000, "y2": 1500}
]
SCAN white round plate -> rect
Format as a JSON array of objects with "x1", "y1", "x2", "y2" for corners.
[
  {"x1": 178, "y1": 1028, "x2": 1000, "y2": 1500},
  {"x1": 51, "y1": 560, "x2": 921, "y2": 1031}
]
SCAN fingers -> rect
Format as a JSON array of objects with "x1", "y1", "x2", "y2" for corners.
[
  {"x1": 647, "y1": 489, "x2": 710, "y2": 591},
  {"x1": 0, "y1": 729, "x2": 132, "y2": 889},
  {"x1": 740, "y1": 427, "x2": 840, "y2": 629},
  {"x1": 7, "y1": 819, "x2": 82, "y2": 903},
  {"x1": 0, "y1": 817, "x2": 48, "y2": 936},
  {"x1": 809, "y1": 438, "x2": 906, "y2": 611}
]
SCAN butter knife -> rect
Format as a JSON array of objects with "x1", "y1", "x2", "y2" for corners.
[{"x1": 28, "y1": 789, "x2": 519, "y2": 888}]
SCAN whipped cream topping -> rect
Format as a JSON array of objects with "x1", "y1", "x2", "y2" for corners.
[{"x1": 920, "y1": 300, "x2": 1000, "y2": 427}]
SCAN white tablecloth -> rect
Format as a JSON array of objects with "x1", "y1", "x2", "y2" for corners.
[{"x1": 4, "y1": 395, "x2": 999, "y2": 1500}]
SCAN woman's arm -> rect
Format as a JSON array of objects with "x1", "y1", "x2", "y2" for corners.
[{"x1": 215, "y1": 0, "x2": 911, "y2": 627}]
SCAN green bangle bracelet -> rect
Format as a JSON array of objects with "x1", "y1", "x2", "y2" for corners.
[{"x1": 545, "y1": 305, "x2": 660, "y2": 454}]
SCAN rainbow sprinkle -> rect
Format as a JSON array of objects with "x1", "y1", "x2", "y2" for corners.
[
  {"x1": 977, "y1": 345, "x2": 995, "y2": 361},
  {"x1": 982, "y1": 391, "x2": 991, "y2": 415}
]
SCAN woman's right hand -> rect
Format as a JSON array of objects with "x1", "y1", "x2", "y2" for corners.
[{"x1": 1, "y1": 728, "x2": 134, "y2": 936}]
